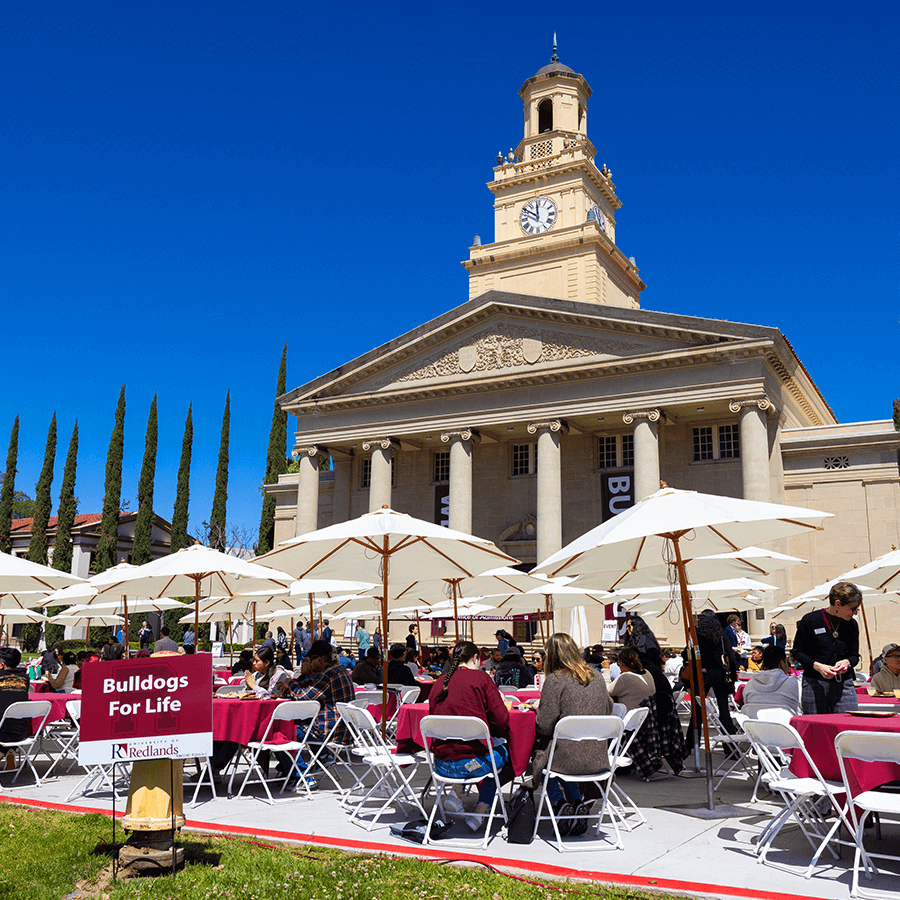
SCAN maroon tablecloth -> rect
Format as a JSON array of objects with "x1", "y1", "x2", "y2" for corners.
[
  {"x1": 790, "y1": 713, "x2": 900, "y2": 795},
  {"x1": 29, "y1": 682, "x2": 53, "y2": 694},
  {"x1": 27, "y1": 691, "x2": 79, "y2": 733},
  {"x1": 395, "y1": 703, "x2": 536, "y2": 777},
  {"x1": 212, "y1": 698, "x2": 294, "y2": 745}
]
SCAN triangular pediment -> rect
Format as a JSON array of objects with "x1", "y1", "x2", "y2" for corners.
[{"x1": 282, "y1": 291, "x2": 781, "y2": 406}]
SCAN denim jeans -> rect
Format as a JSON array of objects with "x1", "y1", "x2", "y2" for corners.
[
  {"x1": 545, "y1": 776, "x2": 582, "y2": 806},
  {"x1": 434, "y1": 744, "x2": 509, "y2": 805}
]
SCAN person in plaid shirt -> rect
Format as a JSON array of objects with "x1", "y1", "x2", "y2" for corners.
[{"x1": 288, "y1": 639, "x2": 355, "y2": 744}]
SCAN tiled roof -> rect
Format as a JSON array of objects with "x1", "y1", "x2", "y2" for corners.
[{"x1": 10, "y1": 513, "x2": 103, "y2": 532}]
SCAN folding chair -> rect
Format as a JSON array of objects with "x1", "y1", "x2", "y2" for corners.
[
  {"x1": 608, "y1": 706, "x2": 649, "y2": 830},
  {"x1": 234, "y1": 700, "x2": 320, "y2": 803},
  {"x1": 835, "y1": 730, "x2": 900, "y2": 898},
  {"x1": 741, "y1": 719, "x2": 868, "y2": 878},
  {"x1": 183, "y1": 754, "x2": 219, "y2": 808},
  {"x1": 0, "y1": 700, "x2": 52, "y2": 788},
  {"x1": 705, "y1": 700, "x2": 755, "y2": 787},
  {"x1": 42, "y1": 700, "x2": 82, "y2": 779},
  {"x1": 419, "y1": 715, "x2": 508, "y2": 850},
  {"x1": 385, "y1": 686, "x2": 420, "y2": 739},
  {"x1": 335, "y1": 702, "x2": 425, "y2": 830},
  {"x1": 64, "y1": 701, "x2": 130, "y2": 802},
  {"x1": 532, "y1": 715, "x2": 625, "y2": 852},
  {"x1": 215, "y1": 686, "x2": 242, "y2": 697}
]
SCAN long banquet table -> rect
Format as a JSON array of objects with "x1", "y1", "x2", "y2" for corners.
[{"x1": 212, "y1": 697, "x2": 294, "y2": 745}]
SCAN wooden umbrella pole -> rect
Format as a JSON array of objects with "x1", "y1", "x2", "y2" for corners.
[
  {"x1": 194, "y1": 577, "x2": 200, "y2": 652},
  {"x1": 85, "y1": 619, "x2": 91, "y2": 649},
  {"x1": 309, "y1": 595, "x2": 314, "y2": 638},
  {"x1": 670, "y1": 532, "x2": 715, "y2": 810},
  {"x1": 859, "y1": 598, "x2": 875, "y2": 673},
  {"x1": 122, "y1": 595, "x2": 129, "y2": 657},
  {"x1": 252, "y1": 603, "x2": 257, "y2": 648},
  {"x1": 452, "y1": 581, "x2": 460, "y2": 644},
  {"x1": 537, "y1": 606, "x2": 545, "y2": 645},
  {"x1": 318, "y1": 609, "x2": 323, "y2": 641},
  {"x1": 228, "y1": 614, "x2": 233, "y2": 666},
  {"x1": 380, "y1": 536, "x2": 390, "y2": 740}
]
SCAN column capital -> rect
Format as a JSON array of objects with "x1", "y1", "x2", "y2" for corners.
[
  {"x1": 291, "y1": 444, "x2": 327, "y2": 460},
  {"x1": 729, "y1": 396, "x2": 773, "y2": 414},
  {"x1": 622, "y1": 408, "x2": 665, "y2": 425},
  {"x1": 526, "y1": 418, "x2": 569, "y2": 436},
  {"x1": 361, "y1": 436, "x2": 400, "y2": 453},
  {"x1": 440, "y1": 428, "x2": 481, "y2": 444}
]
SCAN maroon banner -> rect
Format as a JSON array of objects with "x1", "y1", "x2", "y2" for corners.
[{"x1": 79, "y1": 653, "x2": 213, "y2": 765}]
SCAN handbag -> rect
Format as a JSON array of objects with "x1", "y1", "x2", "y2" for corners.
[{"x1": 506, "y1": 785, "x2": 536, "y2": 844}]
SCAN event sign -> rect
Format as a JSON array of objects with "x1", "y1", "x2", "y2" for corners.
[
  {"x1": 601, "y1": 471, "x2": 636, "y2": 641},
  {"x1": 78, "y1": 654, "x2": 212, "y2": 766}
]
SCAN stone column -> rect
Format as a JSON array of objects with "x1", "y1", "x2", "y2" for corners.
[
  {"x1": 362, "y1": 437, "x2": 398, "y2": 512},
  {"x1": 440, "y1": 429, "x2": 480, "y2": 533},
  {"x1": 623, "y1": 409, "x2": 663, "y2": 503},
  {"x1": 527, "y1": 419, "x2": 568, "y2": 566},
  {"x1": 730, "y1": 397, "x2": 772, "y2": 502},
  {"x1": 331, "y1": 453, "x2": 352, "y2": 525},
  {"x1": 293, "y1": 445, "x2": 325, "y2": 537}
]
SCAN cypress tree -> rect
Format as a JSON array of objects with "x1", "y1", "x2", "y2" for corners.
[
  {"x1": 257, "y1": 345, "x2": 288, "y2": 554},
  {"x1": 0, "y1": 416, "x2": 19, "y2": 554},
  {"x1": 27, "y1": 413, "x2": 57, "y2": 565},
  {"x1": 132, "y1": 395, "x2": 158, "y2": 565},
  {"x1": 95, "y1": 386, "x2": 126, "y2": 573},
  {"x1": 208, "y1": 391, "x2": 230, "y2": 550},
  {"x1": 53, "y1": 422, "x2": 79, "y2": 573},
  {"x1": 170, "y1": 404, "x2": 193, "y2": 553}
]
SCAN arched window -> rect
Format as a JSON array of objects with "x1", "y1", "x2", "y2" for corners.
[
  {"x1": 538, "y1": 98, "x2": 553, "y2": 133},
  {"x1": 578, "y1": 103, "x2": 585, "y2": 131}
]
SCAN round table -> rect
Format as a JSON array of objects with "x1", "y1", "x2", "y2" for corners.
[
  {"x1": 211, "y1": 698, "x2": 293, "y2": 745},
  {"x1": 790, "y1": 712, "x2": 900, "y2": 796},
  {"x1": 394, "y1": 702, "x2": 536, "y2": 776},
  {"x1": 27, "y1": 690, "x2": 80, "y2": 733}
]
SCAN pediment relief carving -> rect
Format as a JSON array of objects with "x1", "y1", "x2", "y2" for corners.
[{"x1": 374, "y1": 323, "x2": 650, "y2": 387}]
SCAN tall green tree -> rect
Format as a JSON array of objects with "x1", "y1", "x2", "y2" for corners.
[
  {"x1": 95, "y1": 386, "x2": 126, "y2": 573},
  {"x1": 170, "y1": 404, "x2": 193, "y2": 553},
  {"x1": 0, "y1": 417, "x2": 20, "y2": 554},
  {"x1": 208, "y1": 391, "x2": 230, "y2": 551},
  {"x1": 53, "y1": 422, "x2": 79, "y2": 573},
  {"x1": 257, "y1": 345, "x2": 288, "y2": 555},
  {"x1": 893, "y1": 399, "x2": 900, "y2": 432},
  {"x1": 132, "y1": 395, "x2": 158, "y2": 565},
  {"x1": 26, "y1": 413, "x2": 57, "y2": 564}
]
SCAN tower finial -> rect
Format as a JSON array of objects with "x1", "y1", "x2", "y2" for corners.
[{"x1": 551, "y1": 33, "x2": 558, "y2": 63}]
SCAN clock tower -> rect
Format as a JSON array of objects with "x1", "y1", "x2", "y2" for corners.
[{"x1": 463, "y1": 46, "x2": 645, "y2": 308}]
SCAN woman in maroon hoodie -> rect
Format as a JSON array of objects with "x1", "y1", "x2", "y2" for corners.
[{"x1": 428, "y1": 640, "x2": 510, "y2": 831}]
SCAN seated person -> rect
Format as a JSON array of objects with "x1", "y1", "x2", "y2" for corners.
[
  {"x1": 663, "y1": 649, "x2": 683, "y2": 680},
  {"x1": 480, "y1": 648, "x2": 502, "y2": 673},
  {"x1": 386, "y1": 643, "x2": 418, "y2": 686},
  {"x1": 871, "y1": 643, "x2": 900, "y2": 693},
  {"x1": 608, "y1": 648, "x2": 654, "y2": 711},
  {"x1": 0, "y1": 648, "x2": 29, "y2": 771},
  {"x1": 39, "y1": 646, "x2": 60, "y2": 676},
  {"x1": 403, "y1": 647, "x2": 420, "y2": 679},
  {"x1": 243, "y1": 646, "x2": 291, "y2": 699},
  {"x1": 529, "y1": 649, "x2": 545, "y2": 680},
  {"x1": 231, "y1": 649, "x2": 254, "y2": 676},
  {"x1": 492, "y1": 647, "x2": 534, "y2": 688},
  {"x1": 747, "y1": 645, "x2": 765, "y2": 672},
  {"x1": 740, "y1": 645, "x2": 801, "y2": 718},
  {"x1": 275, "y1": 646, "x2": 295, "y2": 673},
  {"x1": 607, "y1": 652, "x2": 621, "y2": 681},
  {"x1": 352, "y1": 648, "x2": 383, "y2": 685},
  {"x1": 46, "y1": 650, "x2": 79, "y2": 693},
  {"x1": 336, "y1": 646, "x2": 355, "y2": 669},
  {"x1": 583, "y1": 645, "x2": 604, "y2": 669}
]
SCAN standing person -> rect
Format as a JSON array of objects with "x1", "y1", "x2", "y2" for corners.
[
  {"x1": 624, "y1": 615, "x2": 662, "y2": 660},
  {"x1": 276, "y1": 627, "x2": 288, "y2": 652},
  {"x1": 154, "y1": 626, "x2": 178, "y2": 653},
  {"x1": 736, "y1": 620, "x2": 752, "y2": 668},
  {"x1": 494, "y1": 630, "x2": 510, "y2": 656},
  {"x1": 138, "y1": 621, "x2": 152, "y2": 650},
  {"x1": 182, "y1": 626, "x2": 196, "y2": 652},
  {"x1": 406, "y1": 624, "x2": 418, "y2": 652},
  {"x1": 533, "y1": 632, "x2": 613, "y2": 835},
  {"x1": 116, "y1": 626, "x2": 125, "y2": 645},
  {"x1": 293, "y1": 621, "x2": 304, "y2": 665},
  {"x1": 428, "y1": 641, "x2": 510, "y2": 832},
  {"x1": 372, "y1": 627, "x2": 382, "y2": 653},
  {"x1": 321, "y1": 619, "x2": 333, "y2": 645},
  {"x1": 355, "y1": 622, "x2": 371, "y2": 654},
  {"x1": 792, "y1": 581, "x2": 862, "y2": 715},
  {"x1": 761, "y1": 622, "x2": 788, "y2": 650}
]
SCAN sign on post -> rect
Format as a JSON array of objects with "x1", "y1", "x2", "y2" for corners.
[{"x1": 78, "y1": 654, "x2": 213, "y2": 766}]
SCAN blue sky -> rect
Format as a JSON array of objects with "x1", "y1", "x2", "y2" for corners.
[{"x1": 3, "y1": 1, "x2": 898, "y2": 544}]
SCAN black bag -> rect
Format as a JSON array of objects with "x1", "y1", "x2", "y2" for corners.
[
  {"x1": 389, "y1": 816, "x2": 452, "y2": 844},
  {"x1": 506, "y1": 785, "x2": 535, "y2": 844}
]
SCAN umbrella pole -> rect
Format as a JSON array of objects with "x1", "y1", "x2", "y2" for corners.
[
  {"x1": 859, "y1": 598, "x2": 874, "y2": 673},
  {"x1": 452, "y1": 581, "x2": 460, "y2": 644},
  {"x1": 309, "y1": 594, "x2": 314, "y2": 638},
  {"x1": 380, "y1": 536, "x2": 390, "y2": 740},
  {"x1": 229, "y1": 614, "x2": 233, "y2": 667},
  {"x1": 253, "y1": 603, "x2": 257, "y2": 648},
  {"x1": 123, "y1": 595, "x2": 129, "y2": 658},
  {"x1": 85, "y1": 619, "x2": 91, "y2": 650},
  {"x1": 194, "y1": 578, "x2": 200, "y2": 653},
  {"x1": 671, "y1": 533, "x2": 715, "y2": 810}
]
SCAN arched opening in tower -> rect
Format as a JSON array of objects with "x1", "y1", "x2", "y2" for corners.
[{"x1": 538, "y1": 99, "x2": 553, "y2": 133}]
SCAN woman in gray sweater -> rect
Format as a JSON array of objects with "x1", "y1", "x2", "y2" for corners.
[{"x1": 533, "y1": 633, "x2": 613, "y2": 836}]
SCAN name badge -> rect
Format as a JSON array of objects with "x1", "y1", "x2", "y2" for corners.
[{"x1": 814, "y1": 627, "x2": 827, "y2": 635}]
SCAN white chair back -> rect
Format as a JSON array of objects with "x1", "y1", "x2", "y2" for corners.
[
  {"x1": 836, "y1": 729, "x2": 900, "y2": 765},
  {"x1": 755, "y1": 707, "x2": 794, "y2": 725},
  {"x1": 611, "y1": 702, "x2": 627, "y2": 719}
]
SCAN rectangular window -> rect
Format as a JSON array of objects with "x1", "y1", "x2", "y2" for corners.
[
  {"x1": 433, "y1": 451, "x2": 450, "y2": 483},
  {"x1": 693, "y1": 427, "x2": 714, "y2": 461},
  {"x1": 597, "y1": 436, "x2": 617, "y2": 469},
  {"x1": 718, "y1": 423, "x2": 740, "y2": 459},
  {"x1": 622, "y1": 434, "x2": 634, "y2": 469},
  {"x1": 511, "y1": 443, "x2": 537, "y2": 476},
  {"x1": 360, "y1": 456, "x2": 395, "y2": 489}
]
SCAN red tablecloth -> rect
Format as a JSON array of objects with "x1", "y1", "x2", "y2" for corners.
[
  {"x1": 395, "y1": 703, "x2": 536, "y2": 777},
  {"x1": 857, "y1": 695, "x2": 900, "y2": 707},
  {"x1": 212, "y1": 698, "x2": 293, "y2": 745},
  {"x1": 214, "y1": 668, "x2": 232, "y2": 678},
  {"x1": 27, "y1": 691, "x2": 79, "y2": 733},
  {"x1": 29, "y1": 682, "x2": 53, "y2": 694},
  {"x1": 790, "y1": 713, "x2": 900, "y2": 796}
]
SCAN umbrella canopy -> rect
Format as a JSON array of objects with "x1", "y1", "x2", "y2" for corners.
[
  {"x1": 49, "y1": 608, "x2": 124, "y2": 626},
  {"x1": 0, "y1": 591, "x2": 49, "y2": 610},
  {"x1": 836, "y1": 548, "x2": 900, "y2": 593},
  {"x1": 255, "y1": 506, "x2": 518, "y2": 736},
  {"x1": 0, "y1": 608, "x2": 48, "y2": 623},
  {"x1": 65, "y1": 597, "x2": 189, "y2": 616},
  {"x1": 0, "y1": 552, "x2": 84, "y2": 592}
]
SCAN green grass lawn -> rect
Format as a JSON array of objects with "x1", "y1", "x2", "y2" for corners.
[{"x1": 0, "y1": 803, "x2": 682, "y2": 900}]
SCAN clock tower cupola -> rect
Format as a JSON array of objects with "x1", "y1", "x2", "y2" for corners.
[{"x1": 463, "y1": 41, "x2": 645, "y2": 308}]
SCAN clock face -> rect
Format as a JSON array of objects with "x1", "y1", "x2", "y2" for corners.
[
  {"x1": 519, "y1": 197, "x2": 557, "y2": 235},
  {"x1": 591, "y1": 204, "x2": 606, "y2": 232}
]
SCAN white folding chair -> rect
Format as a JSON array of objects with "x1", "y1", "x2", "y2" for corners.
[
  {"x1": 532, "y1": 715, "x2": 625, "y2": 852},
  {"x1": 608, "y1": 706, "x2": 649, "y2": 830},
  {"x1": 335, "y1": 702, "x2": 425, "y2": 830},
  {"x1": 215, "y1": 686, "x2": 242, "y2": 697},
  {"x1": 385, "y1": 686, "x2": 420, "y2": 738},
  {"x1": 234, "y1": 700, "x2": 320, "y2": 803},
  {"x1": 741, "y1": 719, "x2": 868, "y2": 878},
  {"x1": 706, "y1": 700, "x2": 755, "y2": 787},
  {"x1": 835, "y1": 730, "x2": 900, "y2": 898},
  {"x1": 0, "y1": 701, "x2": 52, "y2": 788},
  {"x1": 42, "y1": 700, "x2": 82, "y2": 779},
  {"x1": 63, "y1": 702, "x2": 130, "y2": 802},
  {"x1": 419, "y1": 715, "x2": 508, "y2": 850}
]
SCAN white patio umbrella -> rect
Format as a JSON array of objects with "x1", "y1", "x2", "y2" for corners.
[
  {"x1": 48, "y1": 607, "x2": 124, "y2": 646},
  {"x1": 531, "y1": 487, "x2": 831, "y2": 810},
  {"x1": 90, "y1": 544, "x2": 296, "y2": 647},
  {"x1": 0, "y1": 607, "x2": 48, "y2": 645},
  {"x1": 0, "y1": 552, "x2": 84, "y2": 592},
  {"x1": 840, "y1": 548, "x2": 900, "y2": 592},
  {"x1": 255, "y1": 506, "x2": 518, "y2": 736},
  {"x1": 0, "y1": 591, "x2": 49, "y2": 611}
]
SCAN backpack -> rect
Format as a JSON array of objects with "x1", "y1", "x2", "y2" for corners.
[{"x1": 505, "y1": 785, "x2": 535, "y2": 844}]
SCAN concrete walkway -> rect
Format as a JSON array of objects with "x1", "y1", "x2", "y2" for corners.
[{"x1": 3, "y1": 751, "x2": 899, "y2": 900}]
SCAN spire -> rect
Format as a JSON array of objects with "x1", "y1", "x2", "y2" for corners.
[{"x1": 551, "y1": 33, "x2": 559, "y2": 62}]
